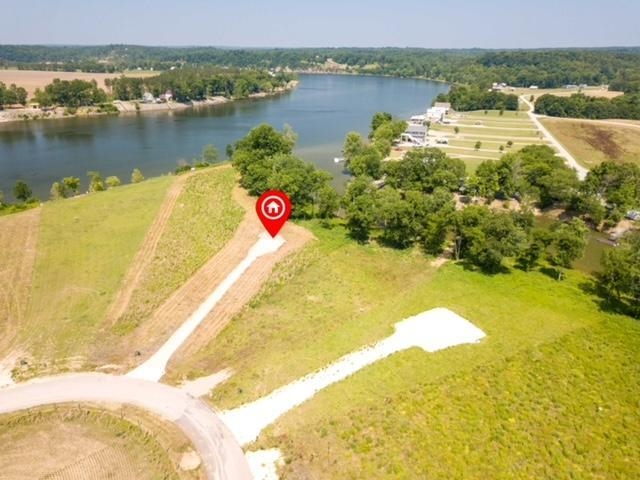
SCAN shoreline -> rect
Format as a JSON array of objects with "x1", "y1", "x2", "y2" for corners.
[{"x1": 0, "y1": 80, "x2": 298, "y2": 124}]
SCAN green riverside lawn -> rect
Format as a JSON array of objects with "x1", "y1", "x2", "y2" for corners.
[{"x1": 179, "y1": 220, "x2": 639, "y2": 479}]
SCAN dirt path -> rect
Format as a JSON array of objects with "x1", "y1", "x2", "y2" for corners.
[
  {"x1": 119, "y1": 187, "x2": 313, "y2": 374},
  {"x1": 0, "y1": 208, "x2": 40, "y2": 356},
  {"x1": 105, "y1": 174, "x2": 190, "y2": 325},
  {"x1": 520, "y1": 96, "x2": 589, "y2": 179}
]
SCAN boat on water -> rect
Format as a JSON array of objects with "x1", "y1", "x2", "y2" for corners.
[{"x1": 333, "y1": 157, "x2": 345, "y2": 163}]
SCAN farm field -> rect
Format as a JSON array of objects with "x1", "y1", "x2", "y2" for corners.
[
  {"x1": 508, "y1": 86, "x2": 624, "y2": 102},
  {"x1": 0, "y1": 404, "x2": 201, "y2": 479},
  {"x1": 540, "y1": 117, "x2": 640, "y2": 168},
  {"x1": 0, "y1": 69, "x2": 156, "y2": 98},
  {"x1": 174, "y1": 220, "x2": 639, "y2": 478}
]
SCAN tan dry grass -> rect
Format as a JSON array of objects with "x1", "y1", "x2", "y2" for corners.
[
  {"x1": 540, "y1": 117, "x2": 640, "y2": 167},
  {"x1": 0, "y1": 208, "x2": 40, "y2": 356},
  {"x1": 0, "y1": 69, "x2": 156, "y2": 99},
  {"x1": 0, "y1": 404, "x2": 202, "y2": 480}
]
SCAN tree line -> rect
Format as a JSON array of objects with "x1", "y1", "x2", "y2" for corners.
[
  {"x1": 4, "y1": 68, "x2": 294, "y2": 108},
  {"x1": 106, "y1": 68, "x2": 295, "y2": 102},
  {"x1": 535, "y1": 93, "x2": 640, "y2": 119},
  {"x1": 434, "y1": 85, "x2": 519, "y2": 111},
  {"x1": 2, "y1": 45, "x2": 639, "y2": 89},
  {"x1": 0, "y1": 81, "x2": 28, "y2": 107}
]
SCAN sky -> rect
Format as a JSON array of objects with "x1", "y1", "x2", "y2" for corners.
[{"x1": 1, "y1": 0, "x2": 639, "y2": 48}]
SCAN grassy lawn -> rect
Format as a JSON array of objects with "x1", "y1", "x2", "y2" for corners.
[
  {"x1": 443, "y1": 146, "x2": 503, "y2": 158},
  {"x1": 20, "y1": 176, "x2": 172, "y2": 372},
  {"x1": 185, "y1": 222, "x2": 625, "y2": 413},
  {"x1": 432, "y1": 124, "x2": 541, "y2": 138},
  {"x1": 115, "y1": 165, "x2": 244, "y2": 333},
  {"x1": 177, "y1": 220, "x2": 637, "y2": 478},
  {"x1": 461, "y1": 110, "x2": 529, "y2": 119},
  {"x1": 448, "y1": 139, "x2": 546, "y2": 149},
  {"x1": 0, "y1": 404, "x2": 201, "y2": 479},
  {"x1": 540, "y1": 118, "x2": 640, "y2": 168},
  {"x1": 261, "y1": 317, "x2": 640, "y2": 479}
]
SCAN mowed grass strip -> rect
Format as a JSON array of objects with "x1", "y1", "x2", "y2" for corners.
[
  {"x1": 0, "y1": 404, "x2": 201, "y2": 479},
  {"x1": 115, "y1": 165, "x2": 244, "y2": 332},
  {"x1": 188, "y1": 221, "x2": 619, "y2": 413},
  {"x1": 432, "y1": 125, "x2": 541, "y2": 138},
  {"x1": 540, "y1": 118, "x2": 640, "y2": 168},
  {"x1": 261, "y1": 315, "x2": 640, "y2": 479},
  {"x1": 21, "y1": 177, "x2": 172, "y2": 367}
]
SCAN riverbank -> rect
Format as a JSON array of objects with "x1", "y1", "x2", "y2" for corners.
[{"x1": 0, "y1": 80, "x2": 299, "y2": 124}]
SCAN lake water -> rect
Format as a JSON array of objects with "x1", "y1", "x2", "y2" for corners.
[{"x1": 0, "y1": 74, "x2": 448, "y2": 200}]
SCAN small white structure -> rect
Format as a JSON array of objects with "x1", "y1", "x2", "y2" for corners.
[
  {"x1": 433, "y1": 102, "x2": 451, "y2": 113},
  {"x1": 410, "y1": 114, "x2": 426, "y2": 124},
  {"x1": 142, "y1": 92, "x2": 155, "y2": 103},
  {"x1": 426, "y1": 107, "x2": 447, "y2": 121}
]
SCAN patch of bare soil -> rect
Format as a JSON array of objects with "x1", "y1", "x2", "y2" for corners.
[
  {"x1": 0, "y1": 208, "x2": 40, "y2": 359},
  {"x1": 582, "y1": 124, "x2": 623, "y2": 159}
]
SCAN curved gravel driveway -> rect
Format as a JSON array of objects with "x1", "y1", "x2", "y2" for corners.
[{"x1": 0, "y1": 373, "x2": 252, "y2": 480}]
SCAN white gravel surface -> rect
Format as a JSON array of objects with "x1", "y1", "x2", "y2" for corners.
[
  {"x1": 220, "y1": 308, "x2": 486, "y2": 446},
  {"x1": 245, "y1": 449, "x2": 283, "y2": 480},
  {"x1": 180, "y1": 369, "x2": 233, "y2": 397},
  {"x1": 127, "y1": 233, "x2": 285, "y2": 382}
]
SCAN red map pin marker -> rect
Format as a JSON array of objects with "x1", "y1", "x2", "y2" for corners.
[{"x1": 256, "y1": 190, "x2": 292, "y2": 237}]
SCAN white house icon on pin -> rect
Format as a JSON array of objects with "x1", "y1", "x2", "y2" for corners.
[{"x1": 266, "y1": 201, "x2": 280, "y2": 215}]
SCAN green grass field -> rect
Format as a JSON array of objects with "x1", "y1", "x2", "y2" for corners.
[
  {"x1": 433, "y1": 125, "x2": 541, "y2": 138},
  {"x1": 180, "y1": 220, "x2": 638, "y2": 478},
  {"x1": 20, "y1": 176, "x2": 173, "y2": 370},
  {"x1": 115, "y1": 165, "x2": 243, "y2": 333},
  {"x1": 12, "y1": 166, "x2": 243, "y2": 378}
]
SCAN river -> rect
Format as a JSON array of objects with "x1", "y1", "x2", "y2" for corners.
[{"x1": 0, "y1": 74, "x2": 448, "y2": 200}]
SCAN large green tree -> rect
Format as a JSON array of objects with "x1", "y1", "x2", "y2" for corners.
[{"x1": 599, "y1": 231, "x2": 640, "y2": 317}]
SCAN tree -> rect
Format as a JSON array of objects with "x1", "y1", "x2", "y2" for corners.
[
  {"x1": 506, "y1": 140, "x2": 514, "y2": 148},
  {"x1": 453, "y1": 206, "x2": 526, "y2": 272},
  {"x1": 599, "y1": 231, "x2": 640, "y2": 317},
  {"x1": 454, "y1": 126, "x2": 460, "y2": 135},
  {"x1": 516, "y1": 228, "x2": 551, "y2": 271},
  {"x1": 474, "y1": 141, "x2": 482, "y2": 151},
  {"x1": 201, "y1": 144, "x2": 219, "y2": 164},
  {"x1": 106, "y1": 176, "x2": 121, "y2": 188},
  {"x1": 342, "y1": 131, "x2": 366, "y2": 164},
  {"x1": 0, "y1": 190, "x2": 4, "y2": 206},
  {"x1": 383, "y1": 148, "x2": 466, "y2": 193},
  {"x1": 343, "y1": 176, "x2": 377, "y2": 242},
  {"x1": 548, "y1": 219, "x2": 589, "y2": 280},
  {"x1": 13, "y1": 180, "x2": 32, "y2": 202},
  {"x1": 62, "y1": 176, "x2": 80, "y2": 195},
  {"x1": 87, "y1": 171, "x2": 105, "y2": 192},
  {"x1": 370, "y1": 112, "x2": 393, "y2": 136},
  {"x1": 349, "y1": 146, "x2": 382, "y2": 179},
  {"x1": 315, "y1": 184, "x2": 340, "y2": 219},
  {"x1": 131, "y1": 168, "x2": 144, "y2": 183},
  {"x1": 376, "y1": 188, "x2": 420, "y2": 248},
  {"x1": 50, "y1": 181, "x2": 65, "y2": 200},
  {"x1": 225, "y1": 144, "x2": 234, "y2": 159}
]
